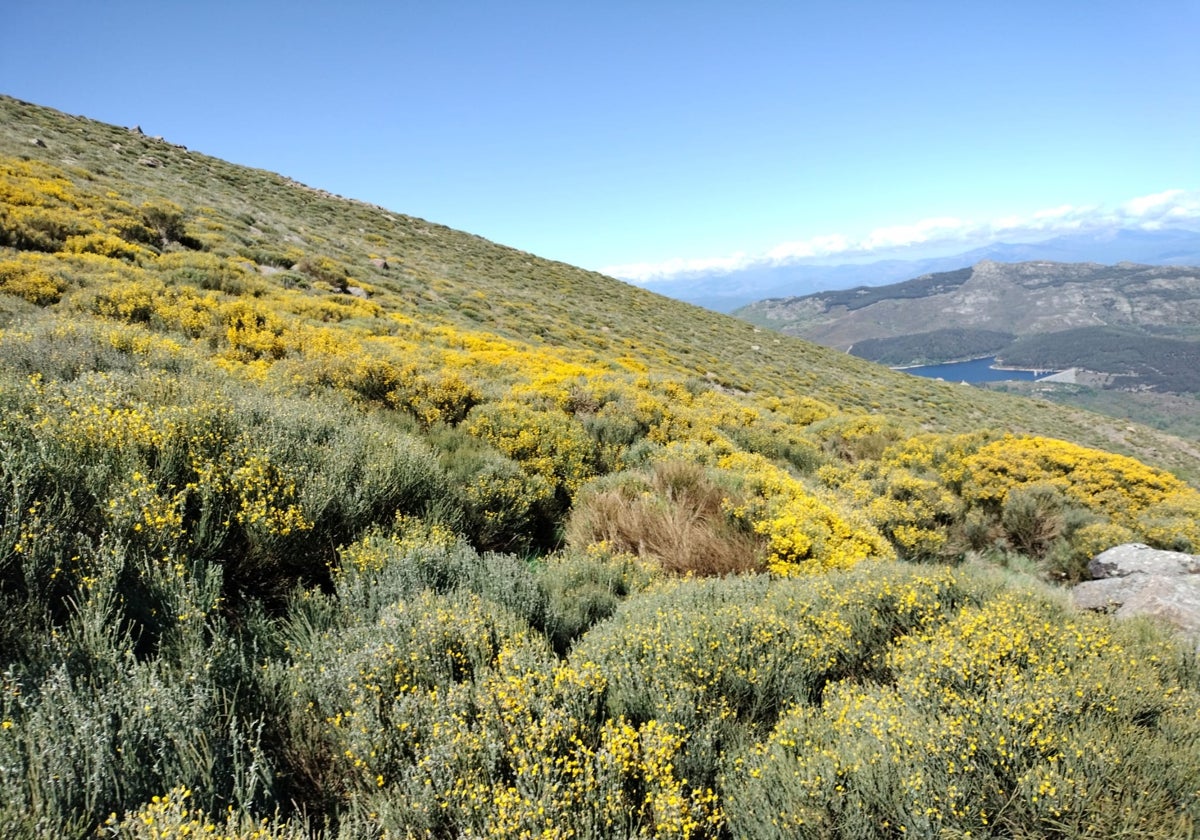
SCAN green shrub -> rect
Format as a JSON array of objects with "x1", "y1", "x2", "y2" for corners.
[
  {"x1": 294, "y1": 255, "x2": 350, "y2": 291},
  {"x1": 0, "y1": 544, "x2": 274, "y2": 837},
  {"x1": 158, "y1": 251, "x2": 262, "y2": 296},
  {"x1": 573, "y1": 561, "x2": 969, "y2": 731},
  {"x1": 539, "y1": 544, "x2": 658, "y2": 654},
  {"x1": 334, "y1": 525, "x2": 545, "y2": 630},
  {"x1": 1000, "y1": 481, "x2": 1068, "y2": 557},
  {"x1": 806, "y1": 413, "x2": 909, "y2": 463},
  {"x1": 723, "y1": 587, "x2": 1200, "y2": 839},
  {"x1": 140, "y1": 200, "x2": 187, "y2": 245}
]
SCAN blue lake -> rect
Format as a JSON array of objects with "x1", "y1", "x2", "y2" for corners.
[{"x1": 900, "y1": 357, "x2": 1057, "y2": 384}]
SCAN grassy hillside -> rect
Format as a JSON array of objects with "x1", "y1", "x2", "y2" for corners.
[{"x1": 2, "y1": 96, "x2": 1199, "y2": 838}]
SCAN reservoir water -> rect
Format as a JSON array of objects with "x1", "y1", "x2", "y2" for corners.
[{"x1": 900, "y1": 356, "x2": 1057, "y2": 384}]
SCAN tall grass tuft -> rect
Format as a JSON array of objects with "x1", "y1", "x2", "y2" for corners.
[{"x1": 567, "y1": 460, "x2": 764, "y2": 576}]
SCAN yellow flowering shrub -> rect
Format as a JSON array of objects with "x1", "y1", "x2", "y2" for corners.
[
  {"x1": 0, "y1": 255, "x2": 65, "y2": 304},
  {"x1": 727, "y1": 584, "x2": 1200, "y2": 838},
  {"x1": 817, "y1": 434, "x2": 983, "y2": 560},
  {"x1": 100, "y1": 787, "x2": 305, "y2": 840},
  {"x1": 89, "y1": 278, "x2": 162, "y2": 323},
  {"x1": 719, "y1": 451, "x2": 893, "y2": 575},
  {"x1": 222, "y1": 301, "x2": 289, "y2": 362},
  {"x1": 303, "y1": 621, "x2": 724, "y2": 839},
  {"x1": 61, "y1": 231, "x2": 151, "y2": 262},
  {"x1": 964, "y1": 435, "x2": 1200, "y2": 551},
  {"x1": 813, "y1": 431, "x2": 1200, "y2": 564},
  {"x1": 466, "y1": 399, "x2": 598, "y2": 499},
  {"x1": 104, "y1": 470, "x2": 187, "y2": 553},
  {"x1": 965, "y1": 436, "x2": 1183, "y2": 517}
]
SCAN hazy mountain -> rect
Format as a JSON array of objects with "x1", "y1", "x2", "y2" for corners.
[
  {"x1": 735, "y1": 259, "x2": 1200, "y2": 396},
  {"x1": 639, "y1": 228, "x2": 1200, "y2": 312},
  {"x1": 736, "y1": 260, "x2": 1200, "y2": 348}
]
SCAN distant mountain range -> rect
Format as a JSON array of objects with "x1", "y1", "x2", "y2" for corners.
[
  {"x1": 635, "y1": 228, "x2": 1200, "y2": 312},
  {"x1": 735, "y1": 259, "x2": 1200, "y2": 396}
]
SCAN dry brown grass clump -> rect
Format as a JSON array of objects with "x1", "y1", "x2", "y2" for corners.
[{"x1": 566, "y1": 460, "x2": 764, "y2": 576}]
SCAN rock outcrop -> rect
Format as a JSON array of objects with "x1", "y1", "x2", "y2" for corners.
[{"x1": 1073, "y1": 543, "x2": 1200, "y2": 646}]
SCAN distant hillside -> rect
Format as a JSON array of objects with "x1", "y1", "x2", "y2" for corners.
[
  {"x1": 850, "y1": 328, "x2": 1017, "y2": 367},
  {"x1": 735, "y1": 259, "x2": 1200, "y2": 432},
  {"x1": 1003, "y1": 326, "x2": 1200, "y2": 394},
  {"x1": 736, "y1": 260, "x2": 1200, "y2": 351},
  {"x1": 635, "y1": 229, "x2": 1200, "y2": 312}
]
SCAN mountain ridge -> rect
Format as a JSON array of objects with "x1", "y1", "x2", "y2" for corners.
[
  {"x1": 735, "y1": 259, "x2": 1200, "y2": 351},
  {"x1": 635, "y1": 228, "x2": 1200, "y2": 311}
]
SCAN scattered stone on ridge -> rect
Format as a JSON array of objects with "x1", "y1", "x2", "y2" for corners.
[
  {"x1": 347, "y1": 286, "x2": 369, "y2": 299},
  {"x1": 30, "y1": 138, "x2": 46, "y2": 148},
  {"x1": 369, "y1": 258, "x2": 389, "y2": 270},
  {"x1": 137, "y1": 156, "x2": 162, "y2": 168}
]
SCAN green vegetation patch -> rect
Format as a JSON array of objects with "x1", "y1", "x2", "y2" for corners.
[
  {"x1": 850, "y1": 327, "x2": 1016, "y2": 366},
  {"x1": 1002, "y1": 325, "x2": 1200, "y2": 394}
]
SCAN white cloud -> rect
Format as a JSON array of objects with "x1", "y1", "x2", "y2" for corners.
[
  {"x1": 1123, "y1": 189, "x2": 1186, "y2": 216},
  {"x1": 859, "y1": 217, "x2": 968, "y2": 251},
  {"x1": 765, "y1": 234, "x2": 852, "y2": 262},
  {"x1": 603, "y1": 189, "x2": 1200, "y2": 283},
  {"x1": 602, "y1": 252, "x2": 753, "y2": 280}
]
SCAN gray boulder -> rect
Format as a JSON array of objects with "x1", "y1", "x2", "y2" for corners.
[
  {"x1": 1073, "y1": 543, "x2": 1200, "y2": 646},
  {"x1": 1073, "y1": 576, "x2": 1151, "y2": 612},
  {"x1": 1088, "y1": 543, "x2": 1200, "y2": 579}
]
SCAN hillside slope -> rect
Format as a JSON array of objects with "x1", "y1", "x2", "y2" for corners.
[
  {"x1": 3, "y1": 96, "x2": 1197, "y2": 476},
  {"x1": 3, "y1": 96, "x2": 1200, "y2": 838}
]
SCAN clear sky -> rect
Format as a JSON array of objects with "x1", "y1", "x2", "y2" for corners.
[{"x1": 4, "y1": 1, "x2": 1198, "y2": 282}]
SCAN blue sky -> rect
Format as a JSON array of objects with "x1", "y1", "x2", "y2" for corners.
[{"x1": 4, "y1": 1, "x2": 1198, "y2": 283}]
